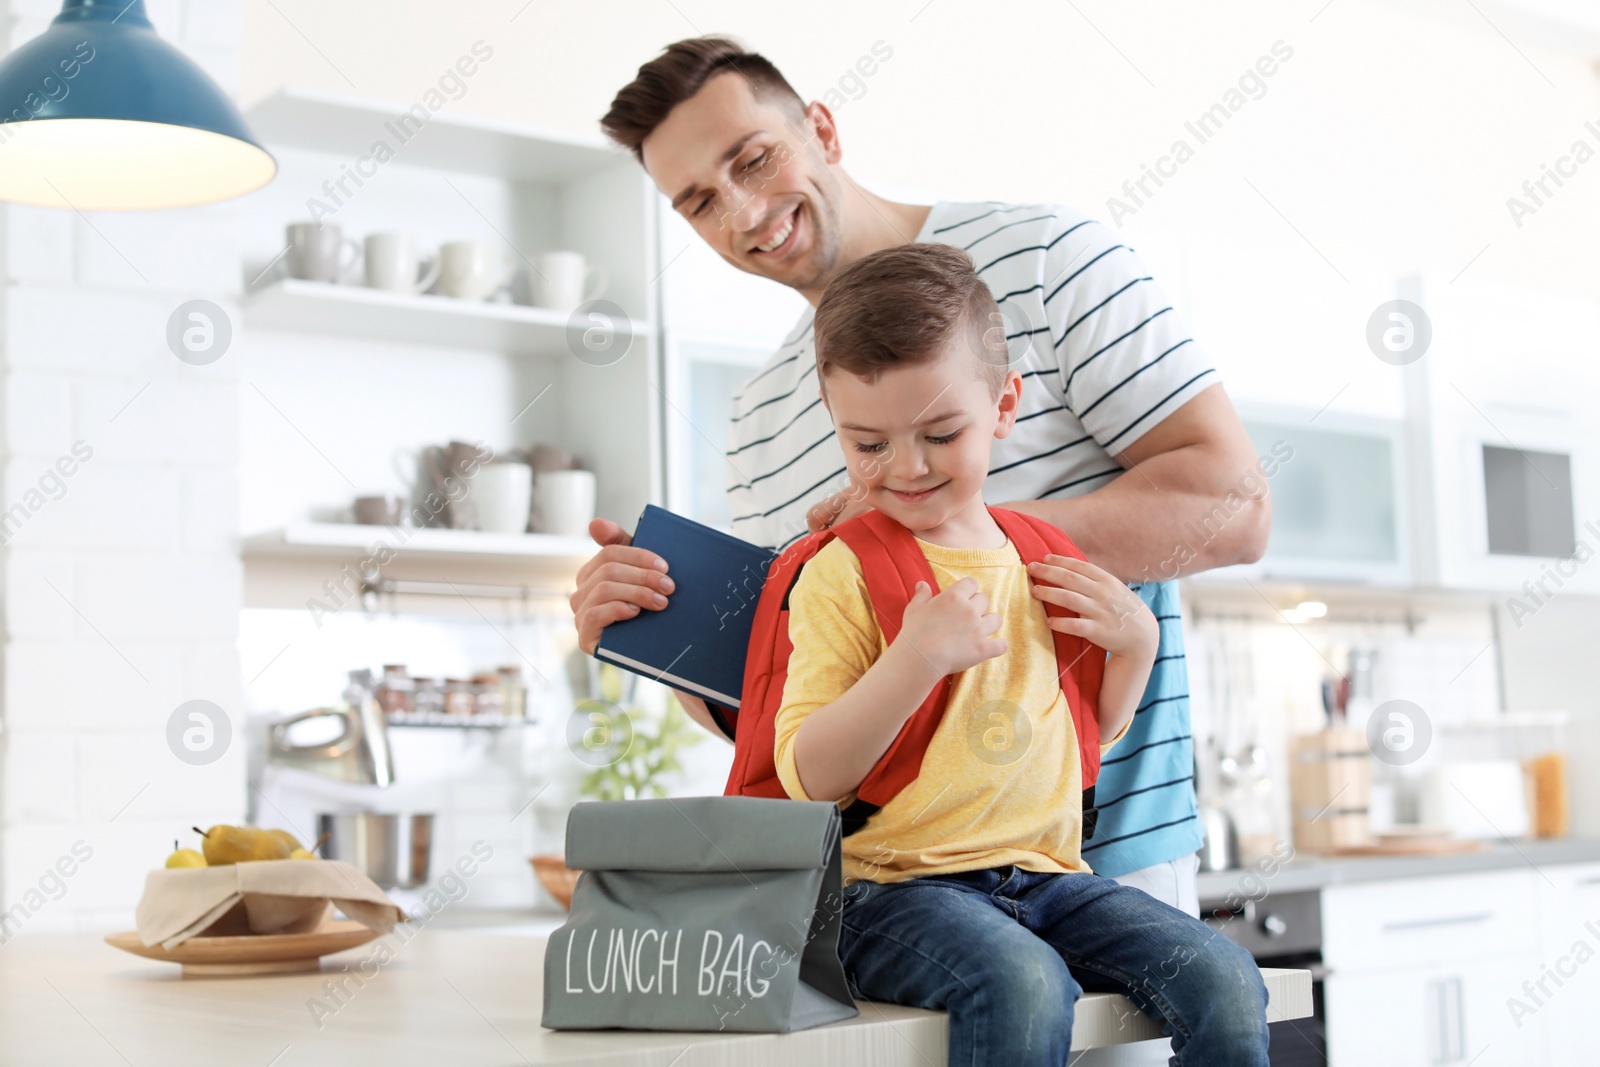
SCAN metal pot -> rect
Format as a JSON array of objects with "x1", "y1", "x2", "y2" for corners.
[
  {"x1": 1197, "y1": 802, "x2": 1239, "y2": 872},
  {"x1": 317, "y1": 812, "x2": 433, "y2": 889}
]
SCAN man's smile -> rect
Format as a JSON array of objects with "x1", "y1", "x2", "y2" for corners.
[{"x1": 748, "y1": 202, "x2": 802, "y2": 259}]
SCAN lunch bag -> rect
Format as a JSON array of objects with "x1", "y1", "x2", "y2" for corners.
[{"x1": 540, "y1": 795, "x2": 858, "y2": 1033}]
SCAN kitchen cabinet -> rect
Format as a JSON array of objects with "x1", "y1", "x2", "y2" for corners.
[
  {"x1": 1321, "y1": 869, "x2": 1546, "y2": 1065},
  {"x1": 1187, "y1": 400, "x2": 1412, "y2": 588},
  {"x1": 1535, "y1": 862, "x2": 1600, "y2": 1065},
  {"x1": 238, "y1": 87, "x2": 665, "y2": 577},
  {"x1": 1324, "y1": 954, "x2": 1541, "y2": 1066}
]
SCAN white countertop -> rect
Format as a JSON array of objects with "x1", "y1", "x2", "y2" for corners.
[
  {"x1": 1, "y1": 926, "x2": 1311, "y2": 1065},
  {"x1": 1195, "y1": 837, "x2": 1600, "y2": 899}
]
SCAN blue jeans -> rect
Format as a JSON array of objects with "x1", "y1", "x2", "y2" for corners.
[{"x1": 838, "y1": 865, "x2": 1269, "y2": 1066}]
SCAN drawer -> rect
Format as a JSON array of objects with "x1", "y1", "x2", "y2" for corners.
[
  {"x1": 1545, "y1": 861, "x2": 1600, "y2": 895},
  {"x1": 1322, "y1": 869, "x2": 1539, "y2": 973}
]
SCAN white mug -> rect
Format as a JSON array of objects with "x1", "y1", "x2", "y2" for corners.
[
  {"x1": 533, "y1": 469, "x2": 596, "y2": 538},
  {"x1": 364, "y1": 232, "x2": 441, "y2": 294},
  {"x1": 473, "y1": 462, "x2": 534, "y2": 534},
  {"x1": 285, "y1": 221, "x2": 361, "y2": 284},
  {"x1": 531, "y1": 251, "x2": 607, "y2": 313},
  {"x1": 439, "y1": 240, "x2": 514, "y2": 302}
]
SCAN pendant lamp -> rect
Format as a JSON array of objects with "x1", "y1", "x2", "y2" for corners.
[{"x1": 0, "y1": 0, "x2": 275, "y2": 210}]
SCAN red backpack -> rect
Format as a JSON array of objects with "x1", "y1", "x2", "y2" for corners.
[{"x1": 718, "y1": 506, "x2": 1106, "y2": 839}]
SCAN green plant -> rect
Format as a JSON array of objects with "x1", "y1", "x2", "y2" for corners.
[{"x1": 578, "y1": 686, "x2": 705, "y2": 802}]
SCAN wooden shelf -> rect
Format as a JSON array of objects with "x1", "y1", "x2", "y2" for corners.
[
  {"x1": 243, "y1": 522, "x2": 596, "y2": 567},
  {"x1": 244, "y1": 86, "x2": 626, "y2": 183},
  {"x1": 242, "y1": 278, "x2": 650, "y2": 357}
]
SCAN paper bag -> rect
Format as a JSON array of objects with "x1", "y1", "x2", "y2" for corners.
[
  {"x1": 135, "y1": 860, "x2": 404, "y2": 951},
  {"x1": 541, "y1": 796, "x2": 858, "y2": 1033}
]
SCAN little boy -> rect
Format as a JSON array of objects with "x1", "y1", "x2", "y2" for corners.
[{"x1": 773, "y1": 243, "x2": 1270, "y2": 1065}]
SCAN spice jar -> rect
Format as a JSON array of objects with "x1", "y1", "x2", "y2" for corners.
[
  {"x1": 377, "y1": 664, "x2": 414, "y2": 716},
  {"x1": 497, "y1": 665, "x2": 527, "y2": 720},
  {"x1": 472, "y1": 673, "x2": 504, "y2": 717},
  {"x1": 443, "y1": 678, "x2": 475, "y2": 716},
  {"x1": 412, "y1": 678, "x2": 444, "y2": 717}
]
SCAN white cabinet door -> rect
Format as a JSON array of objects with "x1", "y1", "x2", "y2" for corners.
[
  {"x1": 1189, "y1": 401, "x2": 1412, "y2": 587},
  {"x1": 1536, "y1": 863, "x2": 1600, "y2": 1066},
  {"x1": 1325, "y1": 954, "x2": 1543, "y2": 1066},
  {"x1": 1322, "y1": 870, "x2": 1547, "y2": 1066}
]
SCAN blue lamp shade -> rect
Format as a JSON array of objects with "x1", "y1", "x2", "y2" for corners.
[{"x1": 0, "y1": 0, "x2": 275, "y2": 210}]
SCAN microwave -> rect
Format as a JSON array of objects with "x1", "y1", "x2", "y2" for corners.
[{"x1": 1426, "y1": 403, "x2": 1594, "y2": 596}]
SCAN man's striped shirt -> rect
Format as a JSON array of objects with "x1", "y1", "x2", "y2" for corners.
[{"x1": 722, "y1": 201, "x2": 1213, "y2": 877}]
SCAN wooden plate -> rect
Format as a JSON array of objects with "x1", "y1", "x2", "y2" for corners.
[{"x1": 104, "y1": 919, "x2": 383, "y2": 978}]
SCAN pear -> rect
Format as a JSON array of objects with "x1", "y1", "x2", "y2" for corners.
[
  {"x1": 265, "y1": 829, "x2": 302, "y2": 854},
  {"x1": 289, "y1": 848, "x2": 318, "y2": 860},
  {"x1": 194, "y1": 825, "x2": 292, "y2": 865},
  {"x1": 165, "y1": 847, "x2": 206, "y2": 869}
]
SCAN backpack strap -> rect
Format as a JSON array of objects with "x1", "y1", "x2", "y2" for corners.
[
  {"x1": 988, "y1": 508, "x2": 1106, "y2": 818},
  {"x1": 833, "y1": 510, "x2": 953, "y2": 816},
  {"x1": 989, "y1": 507, "x2": 1105, "y2": 789},
  {"x1": 720, "y1": 528, "x2": 838, "y2": 800}
]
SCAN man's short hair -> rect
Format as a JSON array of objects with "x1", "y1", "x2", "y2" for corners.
[
  {"x1": 814, "y1": 243, "x2": 1010, "y2": 397},
  {"x1": 601, "y1": 36, "x2": 805, "y2": 160}
]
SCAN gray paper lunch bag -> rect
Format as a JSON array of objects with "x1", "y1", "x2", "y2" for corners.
[{"x1": 541, "y1": 795, "x2": 858, "y2": 1033}]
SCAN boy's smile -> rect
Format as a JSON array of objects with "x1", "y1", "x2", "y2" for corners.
[{"x1": 820, "y1": 338, "x2": 1022, "y2": 549}]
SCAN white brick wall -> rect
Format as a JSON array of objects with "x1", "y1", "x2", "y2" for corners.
[{"x1": 0, "y1": 0, "x2": 248, "y2": 933}]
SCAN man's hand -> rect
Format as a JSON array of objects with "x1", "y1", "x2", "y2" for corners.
[
  {"x1": 806, "y1": 485, "x2": 874, "y2": 533},
  {"x1": 895, "y1": 577, "x2": 1007, "y2": 679},
  {"x1": 1025, "y1": 554, "x2": 1158, "y2": 662},
  {"x1": 569, "y1": 517, "x2": 675, "y2": 656}
]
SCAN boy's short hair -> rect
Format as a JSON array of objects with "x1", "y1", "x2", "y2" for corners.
[
  {"x1": 601, "y1": 37, "x2": 805, "y2": 161},
  {"x1": 814, "y1": 243, "x2": 1010, "y2": 397}
]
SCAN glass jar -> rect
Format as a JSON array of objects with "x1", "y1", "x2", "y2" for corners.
[
  {"x1": 472, "y1": 673, "x2": 504, "y2": 718},
  {"x1": 443, "y1": 678, "x2": 474, "y2": 717},
  {"x1": 412, "y1": 678, "x2": 444, "y2": 717},
  {"x1": 377, "y1": 664, "x2": 413, "y2": 716},
  {"x1": 497, "y1": 665, "x2": 527, "y2": 720}
]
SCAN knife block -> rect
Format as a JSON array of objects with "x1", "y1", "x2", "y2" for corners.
[{"x1": 1290, "y1": 729, "x2": 1371, "y2": 852}]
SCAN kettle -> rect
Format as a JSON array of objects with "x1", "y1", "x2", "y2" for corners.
[
  {"x1": 1197, "y1": 801, "x2": 1239, "y2": 872},
  {"x1": 267, "y1": 670, "x2": 395, "y2": 787}
]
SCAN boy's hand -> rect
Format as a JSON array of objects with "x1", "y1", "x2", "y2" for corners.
[
  {"x1": 894, "y1": 577, "x2": 1007, "y2": 679},
  {"x1": 1026, "y1": 555, "x2": 1158, "y2": 662}
]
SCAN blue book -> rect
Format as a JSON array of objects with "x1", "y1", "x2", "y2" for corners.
[{"x1": 594, "y1": 505, "x2": 776, "y2": 708}]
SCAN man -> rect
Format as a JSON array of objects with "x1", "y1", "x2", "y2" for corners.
[{"x1": 571, "y1": 37, "x2": 1269, "y2": 919}]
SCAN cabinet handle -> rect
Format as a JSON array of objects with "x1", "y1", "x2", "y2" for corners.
[
  {"x1": 1577, "y1": 876, "x2": 1600, "y2": 887},
  {"x1": 1382, "y1": 912, "x2": 1492, "y2": 933}
]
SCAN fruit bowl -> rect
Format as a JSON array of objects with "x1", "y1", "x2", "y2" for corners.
[
  {"x1": 530, "y1": 854, "x2": 581, "y2": 909},
  {"x1": 105, "y1": 914, "x2": 382, "y2": 978}
]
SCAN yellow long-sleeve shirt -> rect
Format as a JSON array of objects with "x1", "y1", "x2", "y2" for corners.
[{"x1": 773, "y1": 535, "x2": 1128, "y2": 886}]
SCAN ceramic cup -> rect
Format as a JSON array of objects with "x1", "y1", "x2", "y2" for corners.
[
  {"x1": 353, "y1": 495, "x2": 407, "y2": 527},
  {"x1": 438, "y1": 240, "x2": 514, "y2": 302},
  {"x1": 533, "y1": 469, "x2": 596, "y2": 538},
  {"x1": 473, "y1": 462, "x2": 534, "y2": 534},
  {"x1": 530, "y1": 251, "x2": 608, "y2": 313},
  {"x1": 285, "y1": 221, "x2": 361, "y2": 283},
  {"x1": 364, "y1": 232, "x2": 441, "y2": 294}
]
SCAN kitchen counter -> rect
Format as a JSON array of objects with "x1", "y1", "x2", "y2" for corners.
[
  {"x1": 1196, "y1": 837, "x2": 1600, "y2": 900},
  {"x1": 0, "y1": 927, "x2": 1311, "y2": 1065}
]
